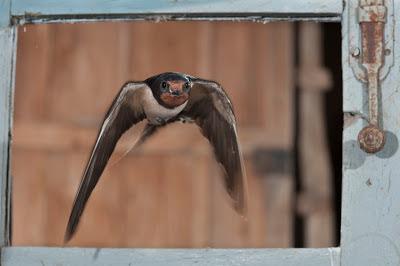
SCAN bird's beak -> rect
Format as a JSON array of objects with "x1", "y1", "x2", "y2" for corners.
[
  {"x1": 170, "y1": 90, "x2": 182, "y2": 96},
  {"x1": 167, "y1": 82, "x2": 184, "y2": 96}
]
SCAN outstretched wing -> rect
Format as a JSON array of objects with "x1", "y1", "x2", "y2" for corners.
[
  {"x1": 65, "y1": 82, "x2": 148, "y2": 242},
  {"x1": 182, "y1": 78, "x2": 248, "y2": 213}
]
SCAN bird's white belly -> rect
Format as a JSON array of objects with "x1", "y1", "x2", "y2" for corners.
[{"x1": 142, "y1": 88, "x2": 187, "y2": 124}]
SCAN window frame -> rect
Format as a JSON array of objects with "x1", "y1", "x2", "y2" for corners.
[{"x1": 1, "y1": 1, "x2": 398, "y2": 265}]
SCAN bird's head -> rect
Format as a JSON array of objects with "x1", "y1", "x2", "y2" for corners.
[{"x1": 147, "y1": 72, "x2": 192, "y2": 108}]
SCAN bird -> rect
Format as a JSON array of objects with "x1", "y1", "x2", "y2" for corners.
[{"x1": 64, "y1": 72, "x2": 248, "y2": 242}]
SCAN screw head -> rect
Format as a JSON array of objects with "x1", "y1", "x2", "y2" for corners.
[
  {"x1": 351, "y1": 47, "x2": 360, "y2": 57},
  {"x1": 358, "y1": 125, "x2": 385, "y2": 153}
]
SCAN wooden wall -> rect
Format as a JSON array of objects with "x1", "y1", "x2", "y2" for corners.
[{"x1": 11, "y1": 21, "x2": 294, "y2": 247}]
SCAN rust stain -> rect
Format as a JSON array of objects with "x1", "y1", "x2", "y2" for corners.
[
  {"x1": 361, "y1": 22, "x2": 384, "y2": 64},
  {"x1": 369, "y1": 11, "x2": 378, "y2": 22}
]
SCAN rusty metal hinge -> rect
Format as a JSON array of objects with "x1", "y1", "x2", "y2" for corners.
[{"x1": 348, "y1": 0, "x2": 394, "y2": 153}]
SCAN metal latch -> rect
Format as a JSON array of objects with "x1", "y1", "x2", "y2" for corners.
[{"x1": 351, "y1": 0, "x2": 392, "y2": 153}]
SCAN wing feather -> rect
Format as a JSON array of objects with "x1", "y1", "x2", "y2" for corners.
[
  {"x1": 183, "y1": 78, "x2": 248, "y2": 213},
  {"x1": 64, "y1": 82, "x2": 147, "y2": 242}
]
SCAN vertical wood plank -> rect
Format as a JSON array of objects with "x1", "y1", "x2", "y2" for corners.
[
  {"x1": 118, "y1": 154, "x2": 169, "y2": 247},
  {"x1": 12, "y1": 151, "x2": 48, "y2": 245},
  {"x1": 211, "y1": 22, "x2": 256, "y2": 127},
  {"x1": 209, "y1": 22, "x2": 261, "y2": 247},
  {"x1": 259, "y1": 23, "x2": 294, "y2": 149},
  {"x1": 14, "y1": 25, "x2": 53, "y2": 121},
  {"x1": 298, "y1": 23, "x2": 334, "y2": 247},
  {"x1": 191, "y1": 22, "x2": 214, "y2": 247},
  {"x1": 260, "y1": 23, "x2": 294, "y2": 247},
  {"x1": 0, "y1": 26, "x2": 16, "y2": 246},
  {"x1": 210, "y1": 22, "x2": 294, "y2": 247}
]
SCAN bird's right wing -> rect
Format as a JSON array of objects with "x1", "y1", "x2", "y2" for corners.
[
  {"x1": 65, "y1": 82, "x2": 148, "y2": 242},
  {"x1": 182, "y1": 78, "x2": 248, "y2": 214}
]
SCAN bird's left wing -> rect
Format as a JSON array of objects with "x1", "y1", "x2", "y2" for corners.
[
  {"x1": 181, "y1": 78, "x2": 248, "y2": 214},
  {"x1": 65, "y1": 82, "x2": 148, "y2": 242}
]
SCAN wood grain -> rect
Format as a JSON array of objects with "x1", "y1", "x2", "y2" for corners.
[{"x1": 12, "y1": 22, "x2": 295, "y2": 248}]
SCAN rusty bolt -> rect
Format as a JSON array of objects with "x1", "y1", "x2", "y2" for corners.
[{"x1": 358, "y1": 125, "x2": 385, "y2": 153}]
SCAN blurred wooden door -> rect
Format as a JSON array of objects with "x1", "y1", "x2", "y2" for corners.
[{"x1": 12, "y1": 21, "x2": 294, "y2": 247}]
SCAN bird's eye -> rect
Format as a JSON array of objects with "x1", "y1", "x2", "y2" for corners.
[
  {"x1": 184, "y1": 82, "x2": 190, "y2": 90},
  {"x1": 161, "y1": 82, "x2": 167, "y2": 89}
]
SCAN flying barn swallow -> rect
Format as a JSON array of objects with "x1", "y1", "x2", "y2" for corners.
[{"x1": 64, "y1": 72, "x2": 248, "y2": 242}]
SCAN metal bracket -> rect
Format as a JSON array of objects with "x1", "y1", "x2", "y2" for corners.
[
  {"x1": 348, "y1": 0, "x2": 394, "y2": 82},
  {"x1": 349, "y1": 0, "x2": 393, "y2": 153}
]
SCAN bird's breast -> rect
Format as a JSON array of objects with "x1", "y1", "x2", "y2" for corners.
[{"x1": 141, "y1": 88, "x2": 187, "y2": 124}]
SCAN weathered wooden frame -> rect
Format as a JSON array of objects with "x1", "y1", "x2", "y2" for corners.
[{"x1": 1, "y1": 0, "x2": 399, "y2": 265}]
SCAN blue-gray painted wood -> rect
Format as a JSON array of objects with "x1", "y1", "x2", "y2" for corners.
[
  {"x1": 0, "y1": 27, "x2": 16, "y2": 247},
  {"x1": 11, "y1": 0, "x2": 342, "y2": 24},
  {"x1": 341, "y1": 0, "x2": 400, "y2": 265},
  {"x1": 1, "y1": 247, "x2": 340, "y2": 266},
  {"x1": 0, "y1": 0, "x2": 11, "y2": 27}
]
